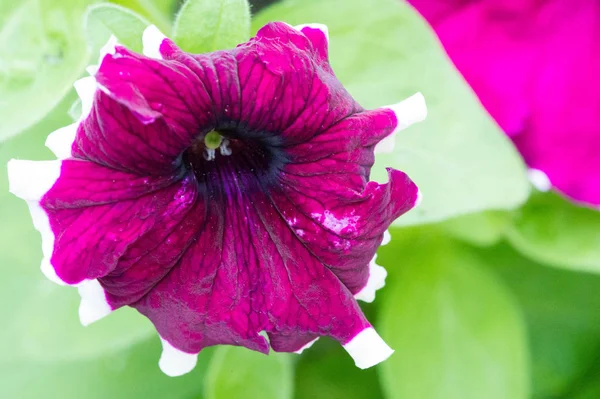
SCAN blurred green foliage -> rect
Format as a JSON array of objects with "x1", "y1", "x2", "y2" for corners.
[
  {"x1": 204, "y1": 347, "x2": 293, "y2": 399},
  {"x1": 0, "y1": 0, "x2": 90, "y2": 141},
  {"x1": 378, "y1": 229, "x2": 529, "y2": 399},
  {"x1": 506, "y1": 192, "x2": 600, "y2": 274},
  {"x1": 173, "y1": 0, "x2": 251, "y2": 53},
  {"x1": 1, "y1": 0, "x2": 599, "y2": 398},
  {"x1": 485, "y1": 244, "x2": 600, "y2": 398},
  {"x1": 85, "y1": 3, "x2": 151, "y2": 53}
]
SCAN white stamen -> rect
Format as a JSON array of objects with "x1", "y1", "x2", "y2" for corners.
[
  {"x1": 204, "y1": 148, "x2": 216, "y2": 161},
  {"x1": 143, "y1": 25, "x2": 167, "y2": 59},
  {"x1": 159, "y1": 337, "x2": 198, "y2": 377},
  {"x1": 375, "y1": 92, "x2": 427, "y2": 154},
  {"x1": 527, "y1": 168, "x2": 551, "y2": 192},
  {"x1": 343, "y1": 327, "x2": 394, "y2": 369},
  {"x1": 219, "y1": 138, "x2": 232, "y2": 156}
]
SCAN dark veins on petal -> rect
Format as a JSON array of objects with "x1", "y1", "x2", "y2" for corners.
[{"x1": 39, "y1": 22, "x2": 420, "y2": 358}]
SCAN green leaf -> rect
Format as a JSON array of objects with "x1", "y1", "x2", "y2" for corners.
[
  {"x1": 572, "y1": 374, "x2": 600, "y2": 399},
  {"x1": 0, "y1": 92, "x2": 152, "y2": 364},
  {"x1": 10, "y1": 282, "x2": 154, "y2": 362},
  {"x1": 0, "y1": 0, "x2": 91, "y2": 142},
  {"x1": 204, "y1": 346, "x2": 293, "y2": 399},
  {"x1": 483, "y1": 243, "x2": 600, "y2": 398},
  {"x1": 253, "y1": 0, "x2": 529, "y2": 226},
  {"x1": 173, "y1": 0, "x2": 251, "y2": 53},
  {"x1": 68, "y1": 98, "x2": 82, "y2": 121},
  {"x1": 84, "y1": 4, "x2": 150, "y2": 54},
  {"x1": 294, "y1": 339, "x2": 384, "y2": 399},
  {"x1": 506, "y1": 192, "x2": 600, "y2": 274},
  {"x1": 109, "y1": 0, "x2": 176, "y2": 34},
  {"x1": 378, "y1": 228, "x2": 530, "y2": 399},
  {"x1": 0, "y1": 336, "x2": 213, "y2": 399},
  {"x1": 438, "y1": 211, "x2": 510, "y2": 247}
]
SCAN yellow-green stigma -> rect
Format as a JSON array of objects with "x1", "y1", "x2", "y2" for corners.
[{"x1": 204, "y1": 131, "x2": 223, "y2": 150}]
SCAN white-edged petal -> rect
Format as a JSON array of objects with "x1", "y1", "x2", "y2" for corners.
[
  {"x1": 78, "y1": 279, "x2": 112, "y2": 326},
  {"x1": 100, "y1": 35, "x2": 118, "y2": 58},
  {"x1": 415, "y1": 189, "x2": 423, "y2": 207},
  {"x1": 294, "y1": 23, "x2": 330, "y2": 42},
  {"x1": 8, "y1": 159, "x2": 68, "y2": 285},
  {"x1": 159, "y1": 337, "x2": 198, "y2": 377},
  {"x1": 343, "y1": 327, "x2": 394, "y2": 369},
  {"x1": 86, "y1": 35, "x2": 119, "y2": 78},
  {"x1": 143, "y1": 25, "x2": 167, "y2": 59},
  {"x1": 49, "y1": 36, "x2": 117, "y2": 157},
  {"x1": 375, "y1": 92, "x2": 427, "y2": 154},
  {"x1": 7, "y1": 159, "x2": 61, "y2": 201},
  {"x1": 382, "y1": 230, "x2": 391, "y2": 246},
  {"x1": 294, "y1": 337, "x2": 319, "y2": 354},
  {"x1": 45, "y1": 123, "x2": 78, "y2": 159},
  {"x1": 41, "y1": 257, "x2": 66, "y2": 285},
  {"x1": 73, "y1": 76, "x2": 97, "y2": 121},
  {"x1": 355, "y1": 255, "x2": 387, "y2": 303},
  {"x1": 528, "y1": 168, "x2": 551, "y2": 192},
  {"x1": 86, "y1": 65, "x2": 99, "y2": 76}
]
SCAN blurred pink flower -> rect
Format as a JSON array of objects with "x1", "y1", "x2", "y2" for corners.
[{"x1": 410, "y1": 0, "x2": 600, "y2": 206}]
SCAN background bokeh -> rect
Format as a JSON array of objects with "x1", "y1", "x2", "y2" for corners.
[{"x1": 1, "y1": 0, "x2": 599, "y2": 398}]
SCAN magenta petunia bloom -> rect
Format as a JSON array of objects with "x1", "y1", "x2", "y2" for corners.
[
  {"x1": 409, "y1": 0, "x2": 600, "y2": 207},
  {"x1": 7, "y1": 23, "x2": 426, "y2": 375}
]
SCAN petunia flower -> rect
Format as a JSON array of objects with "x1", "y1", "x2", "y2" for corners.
[
  {"x1": 409, "y1": 0, "x2": 600, "y2": 207},
  {"x1": 7, "y1": 23, "x2": 426, "y2": 376}
]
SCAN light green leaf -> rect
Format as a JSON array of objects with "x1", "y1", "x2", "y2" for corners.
[
  {"x1": 84, "y1": 3, "x2": 150, "y2": 54},
  {"x1": 10, "y1": 282, "x2": 154, "y2": 362},
  {"x1": 0, "y1": 336, "x2": 213, "y2": 399},
  {"x1": 110, "y1": 0, "x2": 175, "y2": 34},
  {"x1": 68, "y1": 98, "x2": 82, "y2": 121},
  {"x1": 253, "y1": 0, "x2": 529, "y2": 226},
  {"x1": 0, "y1": 0, "x2": 91, "y2": 142},
  {"x1": 0, "y1": 92, "x2": 153, "y2": 364},
  {"x1": 506, "y1": 192, "x2": 600, "y2": 273},
  {"x1": 294, "y1": 339, "x2": 384, "y2": 399},
  {"x1": 484, "y1": 243, "x2": 600, "y2": 398},
  {"x1": 204, "y1": 346, "x2": 293, "y2": 399},
  {"x1": 378, "y1": 228, "x2": 530, "y2": 399},
  {"x1": 438, "y1": 211, "x2": 510, "y2": 247},
  {"x1": 173, "y1": 0, "x2": 251, "y2": 53}
]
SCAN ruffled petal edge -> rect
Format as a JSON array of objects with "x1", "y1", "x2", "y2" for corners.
[{"x1": 375, "y1": 92, "x2": 427, "y2": 154}]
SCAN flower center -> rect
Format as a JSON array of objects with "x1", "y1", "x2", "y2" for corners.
[
  {"x1": 200, "y1": 131, "x2": 231, "y2": 161},
  {"x1": 182, "y1": 127, "x2": 287, "y2": 197},
  {"x1": 204, "y1": 131, "x2": 223, "y2": 150}
]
